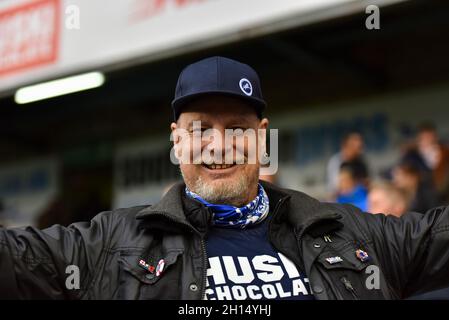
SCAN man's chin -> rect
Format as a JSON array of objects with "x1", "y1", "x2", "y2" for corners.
[
  {"x1": 191, "y1": 176, "x2": 247, "y2": 205},
  {"x1": 201, "y1": 178, "x2": 235, "y2": 191}
]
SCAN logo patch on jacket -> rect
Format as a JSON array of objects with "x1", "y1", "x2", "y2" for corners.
[{"x1": 325, "y1": 256, "x2": 343, "y2": 265}]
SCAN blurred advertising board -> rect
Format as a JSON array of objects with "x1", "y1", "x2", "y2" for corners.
[{"x1": 0, "y1": 0, "x2": 405, "y2": 94}]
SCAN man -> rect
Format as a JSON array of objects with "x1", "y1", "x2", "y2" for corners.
[
  {"x1": 409, "y1": 123, "x2": 449, "y2": 204},
  {"x1": 1, "y1": 56, "x2": 449, "y2": 300},
  {"x1": 367, "y1": 182, "x2": 408, "y2": 217},
  {"x1": 326, "y1": 132, "x2": 369, "y2": 197},
  {"x1": 393, "y1": 162, "x2": 438, "y2": 213},
  {"x1": 336, "y1": 162, "x2": 369, "y2": 212}
]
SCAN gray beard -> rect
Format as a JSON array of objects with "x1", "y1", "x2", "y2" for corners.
[{"x1": 182, "y1": 173, "x2": 252, "y2": 207}]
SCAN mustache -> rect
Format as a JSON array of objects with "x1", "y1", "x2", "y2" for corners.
[{"x1": 193, "y1": 152, "x2": 248, "y2": 165}]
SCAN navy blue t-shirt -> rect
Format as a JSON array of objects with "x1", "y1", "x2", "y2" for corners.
[{"x1": 204, "y1": 216, "x2": 315, "y2": 300}]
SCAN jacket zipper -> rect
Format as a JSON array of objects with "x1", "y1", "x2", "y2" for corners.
[
  {"x1": 341, "y1": 276, "x2": 359, "y2": 300},
  {"x1": 268, "y1": 196, "x2": 302, "y2": 266},
  {"x1": 199, "y1": 236, "x2": 207, "y2": 300},
  {"x1": 268, "y1": 196, "x2": 313, "y2": 274},
  {"x1": 268, "y1": 197, "x2": 288, "y2": 241},
  {"x1": 146, "y1": 211, "x2": 207, "y2": 299}
]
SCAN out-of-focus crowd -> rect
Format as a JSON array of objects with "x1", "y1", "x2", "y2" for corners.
[{"x1": 326, "y1": 123, "x2": 449, "y2": 217}]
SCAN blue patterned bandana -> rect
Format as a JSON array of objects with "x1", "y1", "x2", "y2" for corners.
[{"x1": 185, "y1": 184, "x2": 269, "y2": 228}]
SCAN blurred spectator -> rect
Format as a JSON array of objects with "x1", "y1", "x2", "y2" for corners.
[
  {"x1": 327, "y1": 132, "x2": 369, "y2": 197},
  {"x1": 368, "y1": 182, "x2": 408, "y2": 217},
  {"x1": 392, "y1": 162, "x2": 439, "y2": 213},
  {"x1": 402, "y1": 123, "x2": 449, "y2": 205},
  {"x1": 336, "y1": 161, "x2": 369, "y2": 211}
]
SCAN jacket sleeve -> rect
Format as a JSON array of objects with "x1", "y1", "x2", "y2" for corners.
[
  {"x1": 0, "y1": 211, "x2": 112, "y2": 299},
  {"x1": 355, "y1": 205, "x2": 449, "y2": 298}
]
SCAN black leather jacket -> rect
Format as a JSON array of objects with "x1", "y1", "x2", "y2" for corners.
[{"x1": 1, "y1": 181, "x2": 449, "y2": 299}]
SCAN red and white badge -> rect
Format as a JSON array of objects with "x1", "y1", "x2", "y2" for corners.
[{"x1": 156, "y1": 259, "x2": 165, "y2": 277}]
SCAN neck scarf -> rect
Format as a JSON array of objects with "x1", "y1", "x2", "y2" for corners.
[{"x1": 185, "y1": 184, "x2": 269, "y2": 228}]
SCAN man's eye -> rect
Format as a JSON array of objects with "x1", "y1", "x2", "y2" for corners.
[{"x1": 191, "y1": 128, "x2": 208, "y2": 133}]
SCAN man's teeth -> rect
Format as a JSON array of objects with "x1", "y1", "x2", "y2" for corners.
[{"x1": 205, "y1": 164, "x2": 235, "y2": 170}]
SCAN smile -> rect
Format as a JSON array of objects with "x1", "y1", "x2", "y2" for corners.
[{"x1": 202, "y1": 163, "x2": 236, "y2": 170}]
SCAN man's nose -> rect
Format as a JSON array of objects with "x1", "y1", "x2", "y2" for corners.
[
  {"x1": 205, "y1": 128, "x2": 231, "y2": 152},
  {"x1": 202, "y1": 128, "x2": 235, "y2": 162}
]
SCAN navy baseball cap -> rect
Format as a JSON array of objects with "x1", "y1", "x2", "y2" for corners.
[{"x1": 172, "y1": 56, "x2": 266, "y2": 120}]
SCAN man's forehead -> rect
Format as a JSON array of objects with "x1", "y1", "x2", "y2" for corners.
[
  {"x1": 177, "y1": 97, "x2": 259, "y2": 124},
  {"x1": 179, "y1": 111, "x2": 256, "y2": 126}
]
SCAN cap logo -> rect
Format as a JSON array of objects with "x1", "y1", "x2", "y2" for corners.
[{"x1": 239, "y1": 78, "x2": 253, "y2": 96}]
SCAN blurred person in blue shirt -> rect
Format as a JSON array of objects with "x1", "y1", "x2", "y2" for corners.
[
  {"x1": 327, "y1": 132, "x2": 369, "y2": 197},
  {"x1": 336, "y1": 160, "x2": 369, "y2": 211}
]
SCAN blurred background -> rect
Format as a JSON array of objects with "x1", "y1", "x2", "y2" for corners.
[{"x1": 1, "y1": 0, "x2": 448, "y2": 228}]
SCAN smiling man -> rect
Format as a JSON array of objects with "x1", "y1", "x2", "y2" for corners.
[
  {"x1": 171, "y1": 95, "x2": 267, "y2": 209},
  {"x1": 1, "y1": 56, "x2": 449, "y2": 300}
]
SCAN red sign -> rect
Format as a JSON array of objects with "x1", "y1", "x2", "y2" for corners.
[
  {"x1": 130, "y1": 0, "x2": 205, "y2": 22},
  {"x1": 0, "y1": 0, "x2": 60, "y2": 77}
]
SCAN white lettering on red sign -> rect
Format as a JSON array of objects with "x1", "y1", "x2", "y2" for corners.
[
  {"x1": 129, "y1": 0, "x2": 206, "y2": 23},
  {"x1": 0, "y1": 0, "x2": 60, "y2": 77}
]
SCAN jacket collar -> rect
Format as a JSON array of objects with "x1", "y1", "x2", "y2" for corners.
[
  {"x1": 136, "y1": 182, "x2": 213, "y2": 236},
  {"x1": 281, "y1": 186, "x2": 343, "y2": 236},
  {"x1": 136, "y1": 182, "x2": 189, "y2": 223},
  {"x1": 136, "y1": 180, "x2": 343, "y2": 235},
  {"x1": 253, "y1": 180, "x2": 342, "y2": 234}
]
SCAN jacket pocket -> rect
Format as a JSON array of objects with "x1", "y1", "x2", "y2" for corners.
[
  {"x1": 316, "y1": 246, "x2": 384, "y2": 300},
  {"x1": 316, "y1": 247, "x2": 367, "y2": 271},
  {"x1": 119, "y1": 249, "x2": 183, "y2": 284},
  {"x1": 117, "y1": 249, "x2": 183, "y2": 299}
]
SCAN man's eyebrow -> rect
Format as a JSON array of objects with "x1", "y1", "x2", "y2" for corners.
[
  {"x1": 227, "y1": 122, "x2": 251, "y2": 128},
  {"x1": 227, "y1": 119, "x2": 257, "y2": 128},
  {"x1": 187, "y1": 120, "x2": 211, "y2": 129},
  {"x1": 184, "y1": 114, "x2": 256, "y2": 129}
]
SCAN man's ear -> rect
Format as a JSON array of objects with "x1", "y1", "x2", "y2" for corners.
[
  {"x1": 258, "y1": 118, "x2": 269, "y2": 161},
  {"x1": 259, "y1": 118, "x2": 269, "y2": 130},
  {"x1": 171, "y1": 122, "x2": 178, "y2": 144},
  {"x1": 170, "y1": 122, "x2": 183, "y2": 164}
]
